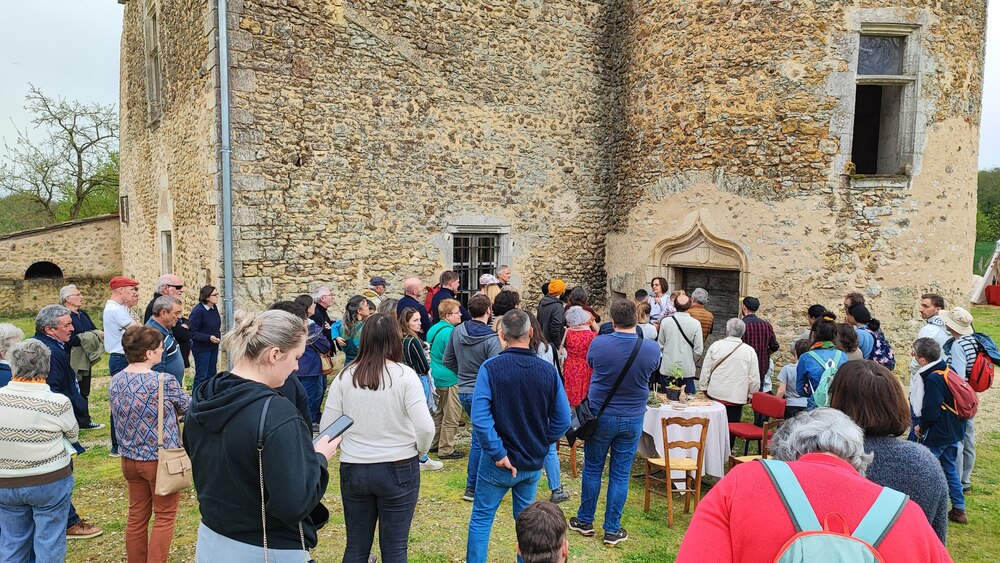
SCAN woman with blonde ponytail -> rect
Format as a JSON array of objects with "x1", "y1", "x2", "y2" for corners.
[{"x1": 184, "y1": 310, "x2": 341, "y2": 562}]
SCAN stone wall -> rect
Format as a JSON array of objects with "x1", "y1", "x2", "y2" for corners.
[
  {"x1": 225, "y1": 0, "x2": 614, "y2": 310},
  {"x1": 118, "y1": 0, "x2": 221, "y2": 315},
  {"x1": 0, "y1": 214, "x2": 123, "y2": 316},
  {"x1": 604, "y1": 1, "x2": 987, "y2": 367}
]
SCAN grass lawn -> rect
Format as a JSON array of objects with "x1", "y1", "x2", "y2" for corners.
[{"x1": 3, "y1": 308, "x2": 1000, "y2": 561}]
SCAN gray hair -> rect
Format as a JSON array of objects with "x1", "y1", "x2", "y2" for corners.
[
  {"x1": 9, "y1": 339, "x2": 51, "y2": 381},
  {"x1": 35, "y1": 305, "x2": 71, "y2": 335},
  {"x1": 500, "y1": 309, "x2": 531, "y2": 341},
  {"x1": 725, "y1": 317, "x2": 746, "y2": 338},
  {"x1": 0, "y1": 323, "x2": 25, "y2": 359},
  {"x1": 771, "y1": 408, "x2": 873, "y2": 476},
  {"x1": 155, "y1": 274, "x2": 175, "y2": 293},
  {"x1": 221, "y1": 309, "x2": 308, "y2": 365},
  {"x1": 912, "y1": 337, "x2": 941, "y2": 363},
  {"x1": 59, "y1": 284, "x2": 79, "y2": 305},
  {"x1": 565, "y1": 306, "x2": 591, "y2": 328},
  {"x1": 691, "y1": 288, "x2": 709, "y2": 305},
  {"x1": 311, "y1": 285, "x2": 332, "y2": 300},
  {"x1": 151, "y1": 295, "x2": 181, "y2": 317}
]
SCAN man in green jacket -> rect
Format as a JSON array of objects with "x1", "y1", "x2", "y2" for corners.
[{"x1": 428, "y1": 297, "x2": 465, "y2": 460}]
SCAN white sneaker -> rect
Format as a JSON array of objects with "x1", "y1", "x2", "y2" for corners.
[{"x1": 419, "y1": 458, "x2": 444, "y2": 471}]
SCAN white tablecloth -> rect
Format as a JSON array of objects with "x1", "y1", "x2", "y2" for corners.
[{"x1": 639, "y1": 401, "x2": 731, "y2": 478}]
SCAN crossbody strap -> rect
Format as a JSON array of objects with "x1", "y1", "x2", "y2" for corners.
[
  {"x1": 671, "y1": 316, "x2": 696, "y2": 349},
  {"x1": 258, "y1": 396, "x2": 274, "y2": 562},
  {"x1": 852, "y1": 487, "x2": 909, "y2": 548},
  {"x1": 759, "y1": 459, "x2": 822, "y2": 533},
  {"x1": 706, "y1": 342, "x2": 743, "y2": 383},
  {"x1": 157, "y1": 374, "x2": 165, "y2": 448},
  {"x1": 594, "y1": 335, "x2": 644, "y2": 418}
]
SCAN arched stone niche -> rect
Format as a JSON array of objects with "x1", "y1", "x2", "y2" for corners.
[{"x1": 649, "y1": 211, "x2": 750, "y2": 299}]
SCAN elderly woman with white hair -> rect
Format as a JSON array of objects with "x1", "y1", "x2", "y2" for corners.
[
  {"x1": 677, "y1": 409, "x2": 951, "y2": 562},
  {"x1": 562, "y1": 305, "x2": 597, "y2": 408},
  {"x1": 0, "y1": 323, "x2": 25, "y2": 387},
  {"x1": 0, "y1": 339, "x2": 79, "y2": 562},
  {"x1": 698, "y1": 318, "x2": 760, "y2": 427}
]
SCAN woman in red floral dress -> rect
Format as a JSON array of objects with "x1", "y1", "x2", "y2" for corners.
[{"x1": 562, "y1": 306, "x2": 597, "y2": 407}]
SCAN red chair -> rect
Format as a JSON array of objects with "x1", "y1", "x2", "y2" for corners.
[{"x1": 728, "y1": 392, "x2": 786, "y2": 456}]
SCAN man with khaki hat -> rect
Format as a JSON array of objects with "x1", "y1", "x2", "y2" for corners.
[{"x1": 940, "y1": 306, "x2": 977, "y2": 494}]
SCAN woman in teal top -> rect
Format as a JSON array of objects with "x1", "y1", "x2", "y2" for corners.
[
  {"x1": 341, "y1": 296, "x2": 372, "y2": 365},
  {"x1": 796, "y1": 316, "x2": 848, "y2": 408}
]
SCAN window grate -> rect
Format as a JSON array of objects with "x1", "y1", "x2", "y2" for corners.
[{"x1": 452, "y1": 234, "x2": 499, "y2": 308}]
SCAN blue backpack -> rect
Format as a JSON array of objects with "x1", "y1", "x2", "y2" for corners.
[
  {"x1": 760, "y1": 459, "x2": 908, "y2": 562},
  {"x1": 863, "y1": 327, "x2": 896, "y2": 371}
]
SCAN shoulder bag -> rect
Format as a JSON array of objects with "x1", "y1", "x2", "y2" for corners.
[
  {"x1": 671, "y1": 316, "x2": 696, "y2": 350},
  {"x1": 703, "y1": 342, "x2": 744, "y2": 387},
  {"x1": 565, "y1": 335, "x2": 644, "y2": 445},
  {"x1": 310, "y1": 343, "x2": 335, "y2": 376},
  {"x1": 154, "y1": 374, "x2": 193, "y2": 496},
  {"x1": 257, "y1": 396, "x2": 317, "y2": 563}
]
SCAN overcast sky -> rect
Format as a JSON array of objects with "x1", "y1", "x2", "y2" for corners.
[{"x1": 1, "y1": 2, "x2": 998, "y2": 169}]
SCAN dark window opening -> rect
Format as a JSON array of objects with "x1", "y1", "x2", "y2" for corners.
[
  {"x1": 676, "y1": 267, "x2": 740, "y2": 339},
  {"x1": 851, "y1": 84, "x2": 903, "y2": 175},
  {"x1": 25, "y1": 261, "x2": 64, "y2": 280},
  {"x1": 452, "y1": 234, "x2": 499, "y2": 308}
]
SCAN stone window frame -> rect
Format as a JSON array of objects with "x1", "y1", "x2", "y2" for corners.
[
  {"x1": 830, "y1": 11, "x2": 931, "y2": 190},
  {"x1": 444, "y1": 219, "x2": 512, "y2": 304},
  {"x1": 142, "y1": 0, "x2": 163, "y2": 126}
]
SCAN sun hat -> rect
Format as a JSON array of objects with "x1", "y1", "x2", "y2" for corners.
[{"x1": 940, "y1": 307, "x2": 974, "y2": 336}]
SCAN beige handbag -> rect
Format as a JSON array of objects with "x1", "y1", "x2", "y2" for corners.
[{"x1": 154, "y1": 374, "x2": 193, "y2": 496}]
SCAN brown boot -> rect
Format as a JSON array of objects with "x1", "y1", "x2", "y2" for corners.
[
  {"x1": 948, "y1": 508, "x2": 968, "y2": 524},
  {"x1": 66, "y1": 520, "x2": 104, "y2": 539}
]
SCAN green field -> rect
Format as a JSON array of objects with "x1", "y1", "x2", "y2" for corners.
[{"x1": 3, "y1": 309, "x2": 999, "y2": 561}]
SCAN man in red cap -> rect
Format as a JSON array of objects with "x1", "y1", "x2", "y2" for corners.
[{"x1": 103, "y1": 276, "x2": 141, "y2": 459}]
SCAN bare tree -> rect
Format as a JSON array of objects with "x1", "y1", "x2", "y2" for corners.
[{"x1": 0, "y1": 85, "x2": 119, "y2": 221}]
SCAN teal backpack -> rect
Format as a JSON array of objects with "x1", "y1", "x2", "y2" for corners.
[
  {"x1": 807, "y1": 350, "x2": 844, "y2": 407},
  {"x1": 760, "y1": 459, "x2": 908, "y2": 562}
]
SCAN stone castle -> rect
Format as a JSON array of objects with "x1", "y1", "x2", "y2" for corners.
[{"x1": 113, "y1": 0, "x2": 987, "y2": 349}]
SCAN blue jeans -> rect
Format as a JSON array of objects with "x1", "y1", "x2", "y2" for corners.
[
  {"x1": 297, "y1": 374, "x2": 326, "y2": 424},
  {"x1": 576, "y1": 414, "x2": 643, "y2": 533},
  {"x1": 108, "y1": 353, "x2": 128, "y2": 453},
  {"x1": 682, "y1": 377, "x2": 696, "y2": 394},
  {"x1": 956, "y1": 418, "x2": 975, "y2": 488},
  {"x1": 459, "y1": 393, "x2": 481, "y2": 492},
  {"x1": 0, "y1": 474, "x2": 74, "y2": 563},
  {"x1": 928, "y1": 442, "x2": 965, "y2": 510},
  {"x1": 192, "y1": 348, "x2": 219, "y2": 391},
  {"x1": 543, "y1": 443, "x2": 561, "y2": 491},
  {"x1": 466, "y1": 456, "x2": 541, "y2": 563}
]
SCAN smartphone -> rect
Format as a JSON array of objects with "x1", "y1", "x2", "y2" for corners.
[{"x1": 313, "y1": 415, "x2": 354, "y2": 445}]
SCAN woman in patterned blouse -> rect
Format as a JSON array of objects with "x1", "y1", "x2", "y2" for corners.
[{"x1": 108, "y1": 325, "x2": 191, "y2": 563}]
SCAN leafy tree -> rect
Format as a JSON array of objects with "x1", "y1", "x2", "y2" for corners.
[
  {"x1": 978, "y1": 168, "x2": 1000, "y2": 241},
  {"x1": 0, "y1": 193, "x2": 52, "y2": 234},
  {"x1": 0, "y1": 85, "x2": 118, "y2": 222}
]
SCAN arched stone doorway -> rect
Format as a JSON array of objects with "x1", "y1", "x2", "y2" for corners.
[
  {"x1": 650, "y1": 216, "x2": 749, "y2": 338},
  {"x1": 24, "y1": 261, "x2": 64, "y2": 280}
]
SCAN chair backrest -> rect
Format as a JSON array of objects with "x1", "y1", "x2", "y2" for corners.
[
  {"x1": 761, "y1": 418, "x2": 783, "y2": 458},
  {"x1": 662, "y1": 416, "x2": 709, "y2": 472},
  {"x1": 751, "y1": 392, "x2": 786, "y2": 419}
]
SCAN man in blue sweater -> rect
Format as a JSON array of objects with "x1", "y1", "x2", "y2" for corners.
[
  {"x1": 570, "y1": 299, "x2": 661, "y2": 546},
  {"x1": 913, "y1": 337, "x2": 968, "y2": 524},
  {"x1": 466, "y1": 309, "x2": 570, "y2": 563}
]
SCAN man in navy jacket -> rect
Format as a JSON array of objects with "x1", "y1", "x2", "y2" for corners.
[
  {"x1": 32, "y1": 305, "x2": 87, "y2": 422},
  {"x1": 466, "y1": 308, "x2": 570, "y2": 563}
]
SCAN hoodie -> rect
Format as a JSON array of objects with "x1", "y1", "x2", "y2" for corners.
[
  {"x1": 537, "y1": 295, "x2": 566, "y2": 348},
  {"x1": 427, "y1": 320, "x2": 458, "y2": 388},
  {"x1": 442, "y1": 320, "x2": 502, "y2": 394},
  {"x1": 183, "y1": 372, "x2": 330, "y2": 549}
]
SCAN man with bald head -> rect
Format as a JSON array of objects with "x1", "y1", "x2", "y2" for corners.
[
  {"x1": 656, "y1": 293, "x2": 704, "y2": 393},
  {"x1": 397, "y1": 277, "x2": 432, "y2": 338}
]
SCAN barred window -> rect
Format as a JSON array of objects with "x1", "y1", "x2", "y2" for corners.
[{"x1": 452, "y1": 234, "x2": 499, "y2": 308}]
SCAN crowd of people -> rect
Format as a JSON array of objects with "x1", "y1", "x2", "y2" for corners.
[{"x1": 0, "y1": 265, "x2": 990, "y2": 562}]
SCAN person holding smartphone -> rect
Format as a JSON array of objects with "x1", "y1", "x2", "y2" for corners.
[
  {"x1": 184, "y1": 310, "x2": 341, "y2": 562},
  {"x1": 321, "y1": 313, "x2": 435, "y2": 563}
]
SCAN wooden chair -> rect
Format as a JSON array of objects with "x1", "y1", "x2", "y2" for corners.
[
  {"x1": 643, "y1": 416, "x2": 709, "y2": 527},
  {"x1": 556, "y1": 438, "x2": 581, "y2": 478},
  {"x1": 728, "y1": 418, "x2": 782, "y2": 470},
  {"x1": 728, "y1": 392, "x2": 786, "y2": 456}
]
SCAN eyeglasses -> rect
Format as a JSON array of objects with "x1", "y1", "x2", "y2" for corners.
[
  {"x1": 210, "y1": 293, "x2": 219, "y2": 297},
  {"x1": 168, "y1": 284, "x2": 184, "y2": 290}
]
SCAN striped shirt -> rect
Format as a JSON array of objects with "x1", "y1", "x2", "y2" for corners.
[
  {"x1": 0, "y1": 381, "x2": 78, "y2": 482},
  {"x1": 948, "y1": 335, "x2": 978, "y2": 379}
]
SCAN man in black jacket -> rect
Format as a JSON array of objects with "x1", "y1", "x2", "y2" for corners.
[
  {"x1": 537, "y1": 279, "x2": 567, "y2": 366},
  {"x1": 310, "y1": 285, "x2": 336, "y2": 347},
  {"x1": 431, "y1": 270, "x2": 471, "y2": 325},
  {"x1": 143, "y1": 274, "x2": 192, "y2": 368}
]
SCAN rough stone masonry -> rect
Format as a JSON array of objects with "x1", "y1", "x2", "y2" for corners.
[{"x1": 117, "y1": 0, "x2": 986, "y2": 368}]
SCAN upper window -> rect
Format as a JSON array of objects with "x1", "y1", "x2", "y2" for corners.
[
  {"x1": 850, "y1": 25, "x2": 919, "y2": 177},
  {"x1": 143, "y1": 1, "x2": 163, "y2": 125}
]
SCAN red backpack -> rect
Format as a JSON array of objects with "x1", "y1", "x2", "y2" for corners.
[
  {"x1": 424, "y1": 284, "x2": 440, "y2": 314},
  {"x1": 935, "y1": 368, "x2": 979, "y2": 419},
  {"x1": 969, "y1": 345, "x2": 996, "y2": 393}
]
